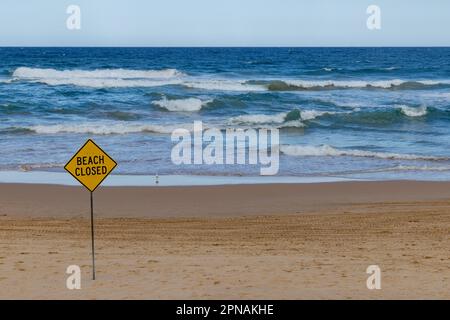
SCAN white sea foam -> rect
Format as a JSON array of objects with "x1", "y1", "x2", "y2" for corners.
[
  {"x1": 228, "y1": 113, "x2": 303, "y2": 129},
  {"x1": 389, "y1": 164, "x2": 450, "y2": 172},
  {"x1": 19, "y1": 163, "x2": 64, "y2": 172},
  {"x1": 229, "y1": 113, "x2": 288, "y2": 125},
  {"x1": 284, "y1": 79, "x2": 404, "y2": 88},
  {"x1": 299, "y1": 110, "x2": 335, "y2": 121},
  {"x1": 12, "y1": 67, "x2": 268, "y2": 90},
  {"x1": 276, "y1": 79, "x2": 450, "y2": 89},
  {"x1": 228, "y1": 109, "x2": 336, "y2": 126},
  {"x1": 27, "y1": 123, "x2": 191, "y2": 135},
  {"x1": 10, "y1": 68, "x2": 450, "y2": 91},
  {"x1": 399, "y1": 105, "x2": 428, "y2": 117},
  {"x1": 183, "y1": 80, "x2": 265, "y2": 92},
  {"x1": 153, "y1": 97, "x2": 212, "y2": 112},
  {"x1": 12, "y1": 67, "x2": 185, "y2": 88},
  {"x1": 280, "y1": 144, "x2": 445, "y2": 161},
  {"x1": 13, "y1": 67, "x2": 184, "y2": 79},
  {"x1": 31, "y1": 78, "x2": 184, "y2": 88}
]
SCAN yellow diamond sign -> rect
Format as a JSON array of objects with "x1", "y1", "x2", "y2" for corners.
[{"x1": 64, "y1": 139, "x2": 117, "y2": 192}]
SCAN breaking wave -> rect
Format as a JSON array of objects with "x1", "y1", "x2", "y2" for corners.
[
  {"x1": 153, "y1": 97, "x2": 212, "y2": 112},
  {"x1": 280, "y1": 144, "x2": 447, "y2": 161},
  {"x1": 19, "y1": 163, "x2": 64, "y2": 172},
  {"x1": 228, "y1": 109, "x2": 337, "y2": 126},
  {"x1": 183, "y1": 80, "x2": 265, "y2": 92},
  {"x1": 9, "y1": 68, "x2": 450, "y2": 92},
  {"x1": 25, "y1": 123, "x2": 192, "y2": 135},
  {"x1": 12, "y1": 67, "x2": 186, "y2": 88},
  {"x1": 13, "y1": 67, "x2": 184, "y2": 79},
  {"x1": 398, "y1": 105, "x2": 428, "y2": 117},
  {"x1": 387, "y1": 164, "x2": 450, "y2": 172},
  {"x1": 259, "y1": 79, "x2": 450, "y2": 91}
]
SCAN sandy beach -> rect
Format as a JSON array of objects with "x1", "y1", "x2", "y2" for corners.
[{"x1": 0, "y1": 181, "x2": 449, "y2": 299}]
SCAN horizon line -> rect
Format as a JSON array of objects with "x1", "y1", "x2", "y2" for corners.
[{"x1": 1, "y1": 45, "x2": 450, "y2": 48}]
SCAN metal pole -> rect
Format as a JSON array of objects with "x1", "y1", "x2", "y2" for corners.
[{"x1": 90, "y1": 191, "x2": 96, "y2": 280}]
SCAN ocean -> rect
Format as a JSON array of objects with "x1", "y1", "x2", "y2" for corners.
[{"x1": 1, "y1": 47, "x2": 450, "y2": 181}]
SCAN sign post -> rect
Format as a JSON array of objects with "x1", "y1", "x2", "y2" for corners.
[
  {"x1": 64, "y1": 139, "x2": 117, "y2": 280},
  {"x1": 90, "y1": 191, "x2": 95, "y2": 280}
]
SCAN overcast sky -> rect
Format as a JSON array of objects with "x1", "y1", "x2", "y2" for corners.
[{"x1": 0, "y1": 0, "x2": 449, "y2": 46}]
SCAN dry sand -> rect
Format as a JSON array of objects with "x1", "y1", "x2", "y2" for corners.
[{"x1": 0, "y1": 181, "x2": 449, "y2": 299}]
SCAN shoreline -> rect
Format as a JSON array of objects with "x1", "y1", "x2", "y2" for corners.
[
  {"x1": 1, "y1": 180, "x2": 450, "y2": 218},
  {"x1": 1, "y1": 170, "x2": 450, "y2": 188},
  {"x1": 0, "y1": 170, "x2": 361, "y2": 187}
]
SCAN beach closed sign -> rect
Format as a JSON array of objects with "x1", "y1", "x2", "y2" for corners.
[{"x1": 64, "y1": 139, "x2": 117, "y2": 192}]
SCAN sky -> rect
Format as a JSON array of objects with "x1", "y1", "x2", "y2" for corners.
[{"x1": 0, "y1": 0, "x2": 449, "y2": 46}]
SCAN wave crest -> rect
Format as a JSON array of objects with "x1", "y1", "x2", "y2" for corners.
[
  {"x1": 263, "y1": 79, "x2": 450, "y2": 91},
  {"x1": 12, "y1": 67, "x2": 185, "y2": 88},
  {"x1": 398, "y1": 105, "x2": 428, "y2": 117},
  {"x1": 183, "y1": 80, "x2": 265, "y2": 92},
  {"x1": 281, "y1": 144, "x2": 446, "y2": 161},
  {"x1": 13, "y1": 67, "x2": 184, "y2": 79},
  {"x1": 26, "y1": 123, "x2": 189, "y2": 135},
  {"x1": 389, "y1": 164, "x2": 450, "y2": 172},
  {"x1": 153, "y1": 97, "x2": 211, "y2": 112},
  {"x1": 9, "y1": 68, "x2": 450, "y2": 92},
  {"x1": 228, "y1": 109, "x2": 337, "y2": 127}
]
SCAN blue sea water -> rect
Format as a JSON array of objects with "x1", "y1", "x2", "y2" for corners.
[{"x1": 1, "y1": 47, "x2": 450, "y2": 181}]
